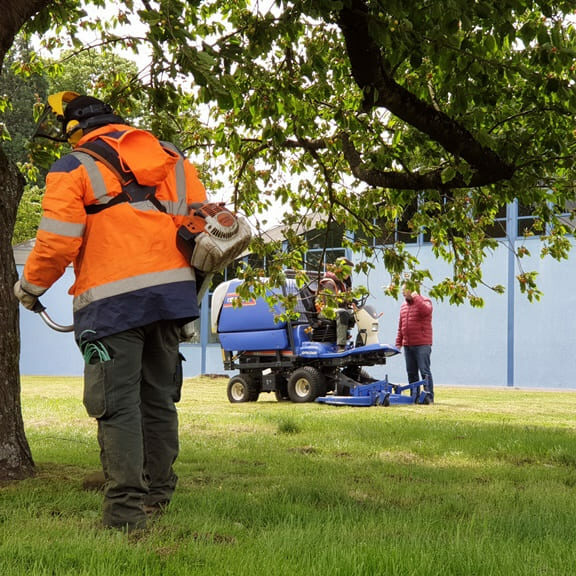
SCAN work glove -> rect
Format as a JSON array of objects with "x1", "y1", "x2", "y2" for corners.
[{"x1": 14, "y1": 280, "x2": 39, "y2": 311}]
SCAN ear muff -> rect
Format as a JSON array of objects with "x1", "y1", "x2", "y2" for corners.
[{"x1": 65, "y1": 119, "x2": 82, "y2": 145}]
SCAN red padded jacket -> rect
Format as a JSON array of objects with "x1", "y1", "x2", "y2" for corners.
[{"x1": 395, "y1": 294, "x2": 433, "y2": 347}]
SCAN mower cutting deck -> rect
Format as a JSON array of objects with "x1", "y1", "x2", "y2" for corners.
[{"x1": 315, "y1": 376, "x2": 431, "y2": 406}]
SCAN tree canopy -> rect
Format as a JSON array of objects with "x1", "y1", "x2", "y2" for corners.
[
  {"x1": 13, "y1": 1, "x2": 576, "y2": 303},
  {"x1": 26, "y1": 0, "x2": 576, "y2": 304}
]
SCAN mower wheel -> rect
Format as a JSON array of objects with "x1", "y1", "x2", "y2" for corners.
[
  {"x1": 343, "y1": 367, "x2": 376, "y2": 384},
  {"x1": 227, "y1": 374, "x2": 260, "y2": 403},
  {"x1": 287, "y1": 367, "x2": 326, "y2": 403}
]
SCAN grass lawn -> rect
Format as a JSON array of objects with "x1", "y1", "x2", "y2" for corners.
[{"x1": 1, "y1": 376, "x2": 576, "y2": 575}]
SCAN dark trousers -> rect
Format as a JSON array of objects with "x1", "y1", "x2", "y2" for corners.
[
  {"x1": 318, "y1": 308, "x2": 353, "y2": 347},
  {"x1": 335, "y1": 308, "x2": 353, "y2": 347},
  {"x1": 403, "y1": 345, "x2": 434, "y2": 399},
  {"x1": 82, "y1": 320, "x2": 183, "y2": 530}
]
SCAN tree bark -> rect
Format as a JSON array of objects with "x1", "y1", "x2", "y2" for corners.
[
  {"x1": 0, "y1": 145, "x2": 34, "y2": 482},
  {"x1": 0, "y1": 0, "x2": 54, "y2": 482}
]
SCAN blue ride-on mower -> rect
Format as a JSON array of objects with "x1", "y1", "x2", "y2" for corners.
[{"x1": 210, "y1": 275, "x2": 432, "y2": 406}]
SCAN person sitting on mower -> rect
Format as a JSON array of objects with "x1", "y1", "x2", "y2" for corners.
[{"x1": 315, "y1": 258, "x2": 355, "y2": 352}]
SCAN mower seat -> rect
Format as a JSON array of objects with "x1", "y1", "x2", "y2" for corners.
[{"x1": 298, "y1": 285, "x2": 340, "y2": 343}]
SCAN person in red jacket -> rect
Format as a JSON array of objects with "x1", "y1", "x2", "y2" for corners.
[
  {"x1": 395, "y1": 284, "x2": 434, "y2": 401},
  {"x1": 14, "y1": 92, "x2": 207, "y2": 532}
]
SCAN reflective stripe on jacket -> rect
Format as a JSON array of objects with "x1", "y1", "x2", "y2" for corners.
[
  {"x1": 22, "y1": 124, "x2": 207, "y2": 341},
  {"x1": 395, "y1": 294, "x2": 433, "y2": 347}
]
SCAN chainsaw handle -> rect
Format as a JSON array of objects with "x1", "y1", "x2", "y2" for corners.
[{"x1": 34, "y1": 300, "x2": 75, "y2": 333}]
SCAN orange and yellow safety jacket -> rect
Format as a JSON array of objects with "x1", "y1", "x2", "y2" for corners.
[{"x1": 22, "y1": 123, "x2": 207, "y2": 342}]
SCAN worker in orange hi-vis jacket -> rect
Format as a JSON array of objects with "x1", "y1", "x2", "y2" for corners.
[{"x1": 14, "y1": 92, "x2": 207, "y2": 532}]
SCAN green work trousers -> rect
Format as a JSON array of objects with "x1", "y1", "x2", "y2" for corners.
[{"x1": 82, "y1": 320, "x2": 184, "y2": 531}]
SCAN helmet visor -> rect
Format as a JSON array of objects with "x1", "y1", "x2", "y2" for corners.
[
  {"x1": 33, "y1": 104, "x2": 66, "y2": 142},
  {"x1": 32, "y1": 91, "x2": 80, "y2": 142}
]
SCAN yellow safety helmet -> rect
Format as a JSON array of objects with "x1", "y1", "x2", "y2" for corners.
[
  {"x1": 47, "y1": 90, "x2": 81, "y2": 118},
  {"x1": 34, "y1": 91, "x2": 124, "y2": 145}
]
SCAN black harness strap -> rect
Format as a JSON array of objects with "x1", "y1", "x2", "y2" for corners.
[{"x1": 77, "y1": 139, "x2": 167, "y2": 214}]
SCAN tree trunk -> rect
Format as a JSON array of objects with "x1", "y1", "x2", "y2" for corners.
[
  {"x1": 0, "y1": 0, "x2": 55, "y2": 482},
  {"x1": 0, "y1": 147, "x2": 35, "y2": 482}
]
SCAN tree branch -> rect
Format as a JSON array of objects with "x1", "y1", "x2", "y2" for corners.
[
  {"x1": 340, "y1": 133, "x2": 507, "y2": 190},
  {"x1": 337, "y1": 0, "x2": 515, "y2": 185}
]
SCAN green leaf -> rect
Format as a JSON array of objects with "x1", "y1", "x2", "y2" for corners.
[{"x1": 441, "y1": 166, "x2": 457, "y2": 184}]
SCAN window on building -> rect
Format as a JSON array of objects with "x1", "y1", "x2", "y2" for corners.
[
  {"x1": 484, "y1": 204, "x2": 507, "y2": 238},
  {"x1": 558, "y1": 200, "x2": 576, "y2": 233},
  {"x1": 301, "y1": 222, "x2": 347, "y2": 270},
  {"x1": 304, "y1": 248, "x2": 347, "y2": 271},
  {"x1": 395, "y1": 199, "x2": 419, "y2": 244},
  {"x1": 517, "y1": 203, "x2": 541, "y2": 236},
  {"x1": 354, "y1": 196, "x2": 421, "y2": 247},
  {"x1": 304, "y1": 222, "x2": 346, "y2": 250},
  {"x1": 246, "y1": 251, "x2": 268, "y2": 273},
  {"x1": 354, "y1": 219, "x2": 394, "y2": 246}
]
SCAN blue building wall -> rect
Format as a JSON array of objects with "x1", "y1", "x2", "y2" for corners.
[
  {"x1": 16, "y1": 235, "x2": 576, "y2": 388},
  {"x1": 354, "y1": 236, "x2": 576, "y2": 389}
]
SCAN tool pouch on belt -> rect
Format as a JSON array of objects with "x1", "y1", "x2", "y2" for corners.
[{"x1": 176, "y1": 202, "x2": 252, "y2": 273}]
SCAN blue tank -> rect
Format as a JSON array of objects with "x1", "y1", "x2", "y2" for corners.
[{"x1": 211, "y1": 278, "x2": 312, "y2": 353}]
